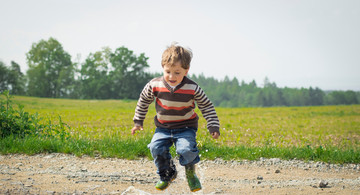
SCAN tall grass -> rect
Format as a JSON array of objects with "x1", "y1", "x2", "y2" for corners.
[{"x1": 1, "y1": 94, "x2": 359, "y2": 163}]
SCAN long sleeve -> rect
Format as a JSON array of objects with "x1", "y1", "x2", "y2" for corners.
[
  {"x1": 133, "y1": 82, "x2": 154, "y2": 127},
  {"x1": 194, "y1": 85, "x2": 220, "y2": 134}
]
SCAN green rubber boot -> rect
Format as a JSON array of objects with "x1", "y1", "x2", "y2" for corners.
[
  {"x1": 155, "y1": 180, "x2": 170, "y2": 191},
  {"x1": 155, "y1": 171, "x2": 177, "y2": 191},
  {"x1": 155, "y1": 161, "x2": 177, "y2": 191},
  {"x1": 185, "y1": 164, "x2": 202, "y2": 192}
]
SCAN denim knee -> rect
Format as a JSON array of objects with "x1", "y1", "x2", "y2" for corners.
[
  {"x1": 175, "y1": 136, "x2": 199, "y2": 166},
  {"x1": 176, "y1": 146, "x2": 193, "y2": 156},
  {"x1": 148, "y1": 142, "x2": 167, "y2": 158}
]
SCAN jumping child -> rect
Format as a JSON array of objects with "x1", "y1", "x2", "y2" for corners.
[{"x1": 131, "y1": 43, "x2": 220, "y2": 192}]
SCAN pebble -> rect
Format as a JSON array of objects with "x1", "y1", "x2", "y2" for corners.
[
  {"x1": 257, "y1": 176, "x2": 263, "y2": 180},
  {"x1": 44, "y1": 155, "x2": 55, "y2": 159},
  {"x1": 319, "y1": 180, "x2": 329, "y2": 188}
]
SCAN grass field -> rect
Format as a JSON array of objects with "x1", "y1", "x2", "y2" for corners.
[{"x1": 1, "y1": 95, "x2": 360, "y2": 163}]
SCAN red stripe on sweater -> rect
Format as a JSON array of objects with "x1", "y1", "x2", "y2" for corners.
[
  {"x1": 157, "y1": 112, "x2": 198, "y2": 124},
  {"x1": 174, "y1": 89, "x2": 195, "y2": 95},
  {"x1": 152, "y1": 87, "x2": 170, "y2": 93},
  {"x1": 152, "y1": 87, "x2": 194, "y2": 95}
]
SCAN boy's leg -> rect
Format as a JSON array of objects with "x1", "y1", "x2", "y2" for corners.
[
  {"x1": 147, "y1": 128, "x2": 177, "y2": 190},
  {"x1": 173, "y1": 128, "x2": 200, "y2": 166},
  {"x1": 185, "y1": 164, "x2": 202, "y2": 192},
  {"x1": 173, "y1": 128, "x2": 202, "y2": 192}
]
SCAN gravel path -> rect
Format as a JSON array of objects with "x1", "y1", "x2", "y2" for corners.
[{"x1": 1, "y1": 154, "x2": 359, "y2": 194}]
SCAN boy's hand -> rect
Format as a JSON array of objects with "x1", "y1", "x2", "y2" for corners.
[
  {"x1": 131, "y1": 126, "x2": 143, "y2": 135},
  {"x1": 211, "y1": 132, "x2": 220, "y2": 139}
]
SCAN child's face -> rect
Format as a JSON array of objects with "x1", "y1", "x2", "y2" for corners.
[{"x1": 163, "y1": 62, "x2": 189, "y2": 86}]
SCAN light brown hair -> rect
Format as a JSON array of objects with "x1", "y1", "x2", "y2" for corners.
[{"x1": 161, "y1": 43, "x2": 193, "y2": 69}]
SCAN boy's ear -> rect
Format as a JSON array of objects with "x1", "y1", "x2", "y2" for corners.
[{"x1": 185, "y1": 69, "x2": 189, "y2": 76}]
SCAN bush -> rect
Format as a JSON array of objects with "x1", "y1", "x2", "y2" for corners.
[{"x1": 0, "y1": 90, "x2": 70, "y2": 140}]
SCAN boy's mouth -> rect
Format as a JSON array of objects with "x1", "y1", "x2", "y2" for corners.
[{"x1": 169, "y1": 80, "x2": 177, "y2": 83}]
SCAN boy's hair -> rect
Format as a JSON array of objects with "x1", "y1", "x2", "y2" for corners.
[{"x1": 161, "y1": 42, "x2": 193, "y2": 69}]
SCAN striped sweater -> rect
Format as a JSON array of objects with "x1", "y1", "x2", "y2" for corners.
[{"x1": 133, "y1": 76, "x2": 220, "y2": 134}]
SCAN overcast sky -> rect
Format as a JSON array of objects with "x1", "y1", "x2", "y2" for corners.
[{"x1": 1, "y1": 0, "x2": 359, "y2": 91}]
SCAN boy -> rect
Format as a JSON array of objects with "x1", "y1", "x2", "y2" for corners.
[{"x1": 131, "y1": 43, "x2": 220, "y2": 192}]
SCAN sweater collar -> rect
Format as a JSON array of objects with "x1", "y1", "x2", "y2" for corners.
[{"x1": 162, "y1": 76, "x2": 188, "y2": 93}]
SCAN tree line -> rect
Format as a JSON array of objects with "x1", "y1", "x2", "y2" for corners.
[
  {"x1": 190, "y1": 75, "x2": 359, "y2": 107},
  {"x1": 1, "y1": 37, "x2": 359, "y2": 107}
]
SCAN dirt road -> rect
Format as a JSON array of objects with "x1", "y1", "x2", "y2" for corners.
[{"x1": 1, "y1": 154, "x2": 359, "y2": 194}]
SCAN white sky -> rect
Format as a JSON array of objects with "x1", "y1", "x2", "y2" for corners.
[{"x1": 1, "y1": 0, "x2": 359, "y2": 91}]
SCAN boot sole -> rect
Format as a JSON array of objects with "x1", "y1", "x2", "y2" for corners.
[{"x1": 191, "y1": 188, "x2": 202, "y2": 192}]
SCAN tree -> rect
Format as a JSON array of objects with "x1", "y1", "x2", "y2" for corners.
[
  {"x1": 0, "y1": 61, "x2": 9, "y2": 92},
  {"x1": 78, "y1": 47, "x2": 112, "y2": 99},
  {"x1": 109, "y1": 46, "x2": 150, "y2": 99},
  {"x1": 9, "y1": 61, "x2": 26, "y2": 95},
  {"x1": 308, "y1": 87, "x2": 324, "y2": 105},
  {"x1": 0, "y1": 61, "x2": 25, "y2": 95},
  {"x1": 78, "y1": 46, "x2": 151, "y2": 99},
  {"x1": 26, "y1": 37, "x2": 75, "y2": 98}
]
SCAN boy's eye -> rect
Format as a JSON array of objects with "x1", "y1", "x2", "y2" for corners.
[{"x1": 175, "y1": 72, "x2": 180, "y2": 75}]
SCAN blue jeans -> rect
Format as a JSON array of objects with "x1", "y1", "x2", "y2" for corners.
[{"x1": 148, "y1": 127, "x2": 200, "y2": 174}]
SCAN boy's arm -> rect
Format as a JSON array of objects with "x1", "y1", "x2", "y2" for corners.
[
  {"x1": 194, "y1": 86, "x2": 220, "y2": 136},
  {"x1": 133, "y1": 82, "x2": 154, "y2": 129}
]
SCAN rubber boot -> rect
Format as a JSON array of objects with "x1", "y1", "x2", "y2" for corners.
[
  {"x1": 155, "y1": 160, "x2": 177, "y2": 191},
  {"x1": 185, "y1": 164, "x2": 202, "y2": 192}
]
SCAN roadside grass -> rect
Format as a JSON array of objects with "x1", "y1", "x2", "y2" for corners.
[
  {"x1": 1, "y1": 95, "x2": 359, "y2": 164},
  {"x1": 1, "y1": 135, "x2": 359, "y2": 164},
  {"x1": 0, "y1": 135, "x2": 152, "y2": 159}
]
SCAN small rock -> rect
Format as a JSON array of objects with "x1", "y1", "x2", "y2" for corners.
[
  {"x1": 319, "y1": 180, "x2": 328, "y2": 188},
  {"x1": 44, "y1": 155, "x2": 55, "y2": 159},
  {"x1": 275, "y1": 169, "x2": 281, "y2": 173},
  {"x1": 75, "y1": 180, "x2": 88, "y2": 183},
  {"x1": 16, "y1": 163, "x2": 24, "y2": 167},
  {"x1": 257, "y1": 176, "x2": 263, "y2": 180}
]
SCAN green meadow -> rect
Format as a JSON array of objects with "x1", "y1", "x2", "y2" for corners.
[{"x1": 1, "y1": 95, "x2": 360, "y2": 163}]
